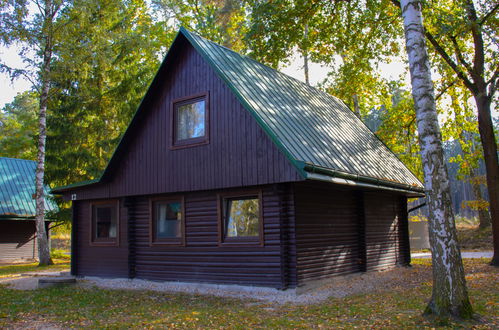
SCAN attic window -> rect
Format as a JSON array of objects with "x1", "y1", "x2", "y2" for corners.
[{"x1": 172, "y1": 93, "x2": 209, "y2": 148}]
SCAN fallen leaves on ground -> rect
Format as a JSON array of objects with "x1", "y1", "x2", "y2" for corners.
[{"x1": 0, "y1": 258, "x2": 497, "y2": 329}]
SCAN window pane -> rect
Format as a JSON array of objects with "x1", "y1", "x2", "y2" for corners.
[
  {"x1": 225, "y1": 197, "x2": 259, "y2": 237},
  {"x1": 177, "y1": 100, "x2": 205, "y2": 140},
  {"x1": 95, "y1": 205, "x2": 117, "y2": 239},
  {"x1": 155, "y1": 202, "x2": 181, "y2": 239}
]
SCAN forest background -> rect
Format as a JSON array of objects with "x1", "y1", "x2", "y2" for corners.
[{"x1": 0, "y1": 0, "x2": 497, "y2": 226}]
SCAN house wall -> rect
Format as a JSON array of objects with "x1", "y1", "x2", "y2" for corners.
[
  {"x1": 72, "y1": 184, "x2": 296, "y2": 288},
  {"x1": 72, "y1": 200, "x2": 129, "y2": 277},
  {"x1": 0, "y1": 220, "x2": 37, "y2": 263},
  {"x1": 293, "y1": 181, "x2": 410, "y2": 286}
]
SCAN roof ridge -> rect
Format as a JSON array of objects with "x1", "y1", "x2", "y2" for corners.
[{"x1": 182, "y1": 28, "x2": 345, "y2": 106}]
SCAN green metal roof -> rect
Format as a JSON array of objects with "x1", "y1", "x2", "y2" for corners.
[
  {"x1": 182, "y1": 28, "x2": 423, "y2": 191},
  {"x1": 0, "y1": 157, "x2": 58, "y2": 219},
  {"x1": 54, "y1": 28, "x2": 424, "y2": 194}
]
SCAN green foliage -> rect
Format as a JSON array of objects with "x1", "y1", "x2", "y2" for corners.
[
  {"x1": 247, "y1": 0, "x2": 404, "y2": 115},
  {"x1": 373, "y1": 82, "x2": 423, "y2": 180},
  {"x1": 152, "y1": 0, "x2": 249, "y2": 52},
  {"x1": 0, "y1": 91, "x2": 38, "y2": 159},
  {"x1": 45, "y1": 0, "x2": 169, "y2": 187}
]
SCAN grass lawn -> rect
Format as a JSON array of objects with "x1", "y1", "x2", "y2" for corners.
[
  {"x1": 0, "y1": 259, "x2": 70, "y2": 279},
  {"x1": 0, "y1": 259, "x2": 497, "y2": 328}
]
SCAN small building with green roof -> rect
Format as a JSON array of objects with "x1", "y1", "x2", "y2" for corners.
[
  {"x1": 53, "y1": 28, "x2": 424, "y2": 289},
  {"x1": 0, "y1": 157, "x2": 57, "y2": 263}
]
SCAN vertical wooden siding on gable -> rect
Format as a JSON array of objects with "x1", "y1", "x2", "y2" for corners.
[{"x1": 68, "y1": 39, "x2": 301, "y2": 202}]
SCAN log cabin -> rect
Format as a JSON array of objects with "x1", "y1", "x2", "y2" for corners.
[
  {"x1": 0, "y1": 157, "x2": 56, "y2": 263},
  {"x1": 52, "y1": 28, "x2": 424, "y2": 289}
]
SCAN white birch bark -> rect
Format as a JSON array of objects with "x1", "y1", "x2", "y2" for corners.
[
  {"x1": 35, "y1": 0, "x2": 54, "y2": 266},
  {"x1": 400, "y1": 0, "x2": 472, "y2": 318}
]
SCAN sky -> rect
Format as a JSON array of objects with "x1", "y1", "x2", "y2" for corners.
[{"x1": 0, "y1": 44, "x2": 33, "y2": 108}]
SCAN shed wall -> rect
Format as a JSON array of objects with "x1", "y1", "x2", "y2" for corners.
[{"x1": 0, "y1": 220, "x2": 37, "y2": 263}]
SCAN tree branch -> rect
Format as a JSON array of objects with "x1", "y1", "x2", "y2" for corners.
[
  {"x1": 389, "y1": 0, "x2": 477, "y2": 94},
  {"x1": 450, "y1": 35, "x2": 472, "y2": 73},
  {"x1": 435, "y1": 80, "x2": 457, "y2": 100},
  {"x1": 465, "y1": 0, "x2": 485, "y2": 79},
  {"x1": 479, "y1": 2, "x2": 499, "y2": 26}
]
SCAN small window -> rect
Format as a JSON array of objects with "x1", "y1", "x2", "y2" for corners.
[
  {"x1": 91, "y1": 201, "x2": 119, "y2": 245},
  {"x1": 150, "y1": 197, "x2": 184, "y2": 245},
  {"x1": 219, "y1": 192, "x2": 263, "y2": 245},
  {"x1": 172, "y1": 93, "x2": 209, "y2": 148}
]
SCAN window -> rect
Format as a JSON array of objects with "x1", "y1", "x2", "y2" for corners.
[
  {"x1": 172, "y1": 93, "x2": 209, "y2": 148},
  {"x1": 150, "y1": 197, "x2": 184, "y2": 245},
  {"x1": 91, "y1": 201, "x2": 119, "y2": 245},
  {"x1": 219, "y1": 192, "x2": 263, "y2": 245}
]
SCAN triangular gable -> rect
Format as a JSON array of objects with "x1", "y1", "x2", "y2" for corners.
[{"x1": 54, "y1": 28, "x2": 423, "y2": 194}]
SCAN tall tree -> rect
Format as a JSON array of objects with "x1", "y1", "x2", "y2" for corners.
[
  {"x1": 46, "y1": 0, "x2": 167, "y2": 188},
  {"x1": 0, "y1": 0, "x2": 68, "y2": 265},
  {"x1": 399, "y1": 0, "x2": 472, "y2": 319},
  {"x1": 0, "y1": 91, "x2": 38, "y2": 159},
  {"x1": 392, "y1": 0, "x2": 499, "y2": 266},
  {"x1": 442, "y1": 85, "x2": 491, "y2": 228}
]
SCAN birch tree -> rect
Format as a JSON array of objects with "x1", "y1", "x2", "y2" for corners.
[
  {"x1": 1, "y1": 0, "x2": 66, "y2": 265},
  {"x1": 399, "y1": 0, "x2": 472, "y2": 319}
]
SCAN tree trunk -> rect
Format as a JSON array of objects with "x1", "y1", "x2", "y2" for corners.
[
  {"x1": 469, "y1": 170, "x2": 491, "y2": 229},
  {"x1": 303, "y1": 23, "x2": 310, "y2": 85},
  {"x1": 475, "y1": 91, "x2": 499, "y2": 267},
  {"x1": 353, "y1": 94, "x2": 360, "y2": 118},
  {"x1": 36, "y1": 0, "x2": 54, "y2": 266},
  {"x1": 474, "y1": 95, "x2": 499, "y2": 264},
  {"x1": 400, "y1": 0, "x2": 472, "y2": 319}
]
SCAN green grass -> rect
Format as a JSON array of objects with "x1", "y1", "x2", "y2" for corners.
[
  {"x1": 50, "y1": 249, "x2": 70, "y2": 260},
  {"x1": 0, "y1": 259, "x2": 497, "y2": 328},
  {"x1": 0, "y1": 260, "x2": 70, "y2": 279}
]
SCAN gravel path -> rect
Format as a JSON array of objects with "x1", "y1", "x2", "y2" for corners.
[
  {"x1": 2, "y1": 266, "x2": 422, "y2": 304},
  {"x1": 411, "y1": 251, "x2": 493, "y2": 259},
  {"x1": 80, "y1": 265, "x2": 421, "y2": 305}
]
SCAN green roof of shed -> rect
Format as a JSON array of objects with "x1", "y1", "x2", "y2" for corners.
[
  {"x1": 53, "y1": 28, "x2": 423, "y2": 194},
  {"x1": 0, "y1": 157, "x2": 57, "y2": 219}
]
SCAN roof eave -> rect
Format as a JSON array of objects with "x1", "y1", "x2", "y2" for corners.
[
  {"x1": 303, "y1": 163, "x2": 425, "y2": 197},
  {"x1": 51, "y1": 178, "x2": 100, "y2": 194}
]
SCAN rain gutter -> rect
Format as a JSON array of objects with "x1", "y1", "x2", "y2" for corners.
[{"x1": 302, "y1": 163, "x2": 425, "y2": 197}]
